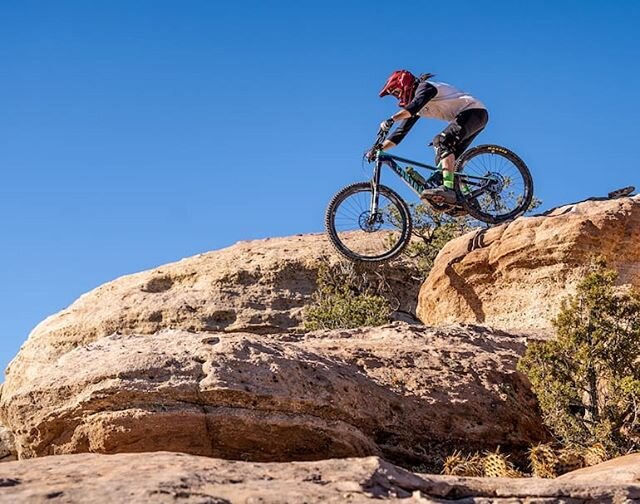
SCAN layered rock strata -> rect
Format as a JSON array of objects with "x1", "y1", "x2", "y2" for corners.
[
  {"x1": 0, "y1": 323, "x2": 546, "y2": 466},
  {"x1": 5, "y1": 233, "x2": 419, "y2": 391},
  {"x1": 418, "y1": 196, "x2": 640, "y2": 334}
]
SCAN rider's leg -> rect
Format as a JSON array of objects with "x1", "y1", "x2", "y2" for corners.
[
  {"x1": 440, "y1": 153, "x2": 456, "y2": 189},
  {"x1": 421, "y1": 109, "x2": 488, "y2": 205},
  {"x1": 425, "y1": 129, "x2": 459, "y2": 200},
  {"x1": 443, "y1": 108, "x2": 489, "y2": 186},
  {"x1": 452, "y1": 109, "x2": 489, "y2": 158}
]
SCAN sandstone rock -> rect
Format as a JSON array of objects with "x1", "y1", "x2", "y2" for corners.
[
  {"x1": 417, "y1": 196, "x2": 640, "y2": 334},
  {"x1": 5, "y1": 233, "x2": 420, "y2": 393},
  {"x1": 0, "y1": 452, "x2": 638, "y2": 503},
  {"x1": 0, "y1": 422, "x2": 16, "y2": 462},
  {"x1": 557, "y1": 453, "x2": 640, "y2": 484},
  {"x1": 0, "y1": 323, "x2": 547, "y2": 466}
]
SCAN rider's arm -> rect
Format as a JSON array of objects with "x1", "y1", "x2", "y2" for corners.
[
  {"x1": 381, "y1": 81, "x2": 437, "y2": 149},
  {"x1": 404, "y1": 81, "x2": 437, "y2": 115},
  {"x1": 382, "y1": 116, "x2": 419, "y2": 149}
]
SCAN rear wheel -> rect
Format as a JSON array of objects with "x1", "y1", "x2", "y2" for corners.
[
  {"x1": 454, "y1": 145, "x2": 533, "y2": 224},
  {"x1": 325, "y1": 182, "x2": 412, "y2": 263}
]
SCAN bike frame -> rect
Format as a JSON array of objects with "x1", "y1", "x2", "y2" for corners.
[
  {"x1": 375, "y1": 151, "x2": 439, "y2": 193},
  {"x1": 368, "y1": 150, "x2": 496, "y2": 217}
]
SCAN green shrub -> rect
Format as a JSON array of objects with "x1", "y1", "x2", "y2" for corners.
[
  {"x1": 304, "y1": 261, "x2": 391, "y2": 330},
  {"x1": 518, "y1": 259, "x2": 640, "y2": 454},
  {"x1": 402, "y1": 203, "x2": 474, "y2": 278}
]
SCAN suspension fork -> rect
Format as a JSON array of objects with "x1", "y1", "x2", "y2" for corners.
[{"x1": 368, "y1": 159, "x2": 383, "y2": 219}]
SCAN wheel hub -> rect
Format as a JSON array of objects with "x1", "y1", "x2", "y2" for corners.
[
  {"x1": 486, "y1": 172, "x2": 506, "y2": 194},
  {"x1": 358, "y1": 211, "x2": 383, "y2": 232}
]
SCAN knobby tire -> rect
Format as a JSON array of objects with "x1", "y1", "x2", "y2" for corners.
[
  {"x1": 325, "y1": 182, "x2": 412, "y2": 264},
  {"x1": 454, "y1": 144, "x2": 534, "y2": 224}
]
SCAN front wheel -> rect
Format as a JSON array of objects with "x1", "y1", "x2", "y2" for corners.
[
  {"x1": 454, "y1": 145, "x2": 534, "y2": 224},
  {"x1": 325, "y1": 182, "x2": 412, "y2": 263}
]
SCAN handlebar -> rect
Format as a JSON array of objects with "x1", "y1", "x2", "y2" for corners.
[
  {"x1": 364, "y1": 127, "x2": 390, "y2": 163},
  {"x1": 374, "y1": 126, "x2": 389, "y2": 146}
]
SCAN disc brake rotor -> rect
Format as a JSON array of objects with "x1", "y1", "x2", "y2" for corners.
[
  {"x1": 358, "y1": 211, "x2": 383, "y2": 232},
  {"x1": 486, "y1": 172, "x2": 506, "y2": 194}
]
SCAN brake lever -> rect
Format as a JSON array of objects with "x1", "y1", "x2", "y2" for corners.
[
  {"x1": 364, "y1": 142, "x2": 383, "y2": 162},
  {"x1": 363, "y1": 128, "x2": 388, "y2": 163}
]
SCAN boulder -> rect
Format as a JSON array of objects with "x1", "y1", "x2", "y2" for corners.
[
  {"x1": 417, "y1": 196, "x2": 640, "y2": 334},
  {"x1": 5, "y1": 233, "x2": 420, "y2": 394},
  {"x1": 0, "y1": 452, "x2": 638, "y2": 503},
  {"x1": 0, "y1": 323, "x2": 547, "y2": 466},
  {"x1": 0, "y1": 422, "x2": 16, "y2": 462},
  {"x1": 557, "y1": 453, "x2": 640, "y2": 484}
]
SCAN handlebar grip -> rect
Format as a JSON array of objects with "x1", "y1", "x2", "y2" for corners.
[{"x1": 365, "y1": 127, "x2": 388, "y2": 162}]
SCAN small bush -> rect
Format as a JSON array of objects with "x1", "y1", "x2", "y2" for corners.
[
  {"x1": 518, "y1": 259, "x2": 640, "y2": 455},
  {"x1": 304, "y1": 260, "x2": 391, "y2": 330},
  {"x1": 402, "y1": 203, "x2": 474, "y2": 279}
]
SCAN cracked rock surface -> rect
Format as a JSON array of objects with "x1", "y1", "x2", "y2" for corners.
[
  {"x1": 0, "y1": 324, "x2": 547, "y2": 464},
  {"x1": 418, "y1": 195, "x2": 640, "y2": 335},
  {"x1": 0, "y1": 452, "x2": 638, "y2": 503},
  {"x1": 4, "y1": 232, "x2": 419, "y2": 389}
]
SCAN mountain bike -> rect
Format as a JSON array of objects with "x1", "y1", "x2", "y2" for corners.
[{"x1": 325, "y1": 127, "x2": 534, "y2": 263}]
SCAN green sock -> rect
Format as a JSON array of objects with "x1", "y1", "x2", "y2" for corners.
[{"x1": 443, "y1": 171, "x2": 454, "y2": 189}]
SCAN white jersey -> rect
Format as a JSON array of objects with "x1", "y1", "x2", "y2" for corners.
[{"x1": 417, "y1": 82, "x2": 486, "y2": 122}]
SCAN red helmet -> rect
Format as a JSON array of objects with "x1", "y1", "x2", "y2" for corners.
[{"x1": 379, "y1": 70, "x2": 416, "y2": 107}]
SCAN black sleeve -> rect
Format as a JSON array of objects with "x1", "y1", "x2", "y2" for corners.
[
  {"x1": 387, "y1": 115, "x2": 419, "y2": 145},
  {"x1": 386, "y1": 81, "x2": 436, "y2": 145},
  {"x1": 403, "y1": 81, "x2": 437, "y2": 116}
]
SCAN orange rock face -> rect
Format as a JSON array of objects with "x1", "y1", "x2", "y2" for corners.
[
  {"x1": 2, "y1": 232, "x2": 420, "y2": 396},
  {"x1": 417, "y1": 196, "x2": 640, "y2": 334},
  {"x1": 0, "y1": 323, "x2": 547, "y2": 466}
]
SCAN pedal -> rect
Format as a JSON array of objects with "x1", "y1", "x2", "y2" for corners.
[{"x1": 608, "y1": 186, "x2": 635, "y2": 199}]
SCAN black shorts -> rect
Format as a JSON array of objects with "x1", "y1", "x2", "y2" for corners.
[{"x1": 433, "y1": 108, "x2": 489, "y2": 164}]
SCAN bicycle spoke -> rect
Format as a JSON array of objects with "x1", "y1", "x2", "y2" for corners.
[
  {"x1": 327, "y1": 184, "x2": 411, "y2": 262},
  {"x1": 457, "y1": 147, "x2": 533, "y2": 223}
]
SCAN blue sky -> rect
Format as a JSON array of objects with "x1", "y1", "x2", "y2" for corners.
[{"x1": 1, "y1": 0, "x2": 639, "y2": 373}]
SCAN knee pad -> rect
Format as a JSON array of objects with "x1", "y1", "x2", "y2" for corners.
[{"x1": 432, "y1": 132, "x2": 458, "y2": 164}]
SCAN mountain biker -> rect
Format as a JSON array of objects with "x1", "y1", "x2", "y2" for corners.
[{"x1": 373, "y1": 69, "x2": 488, "y2": 205}]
